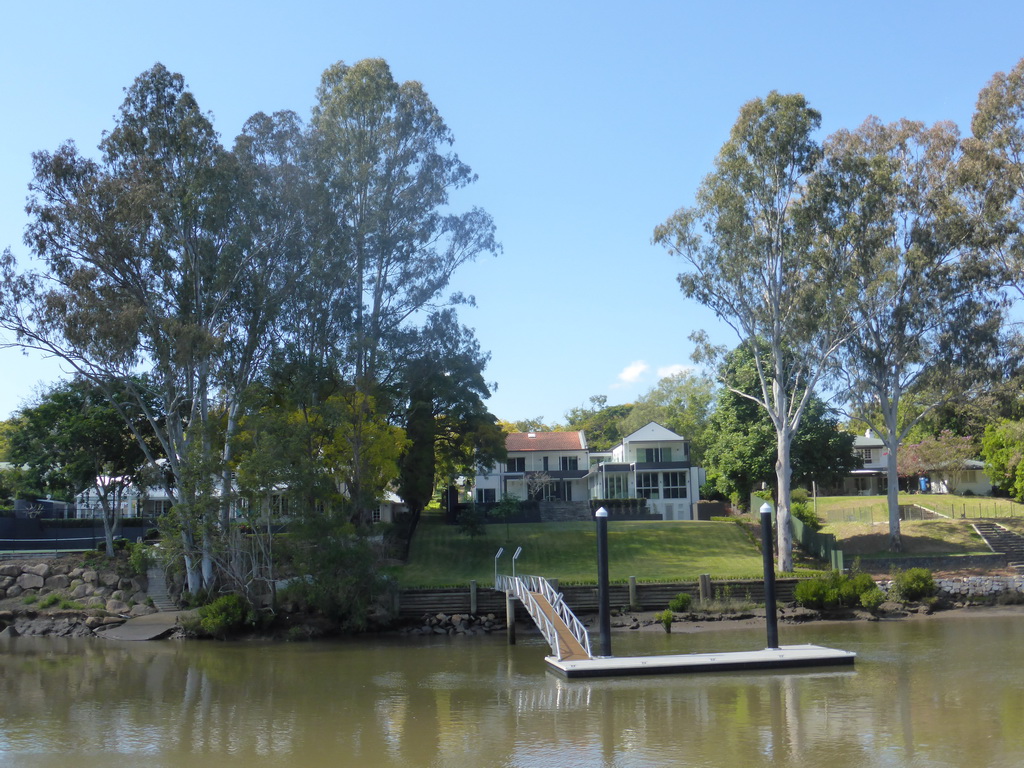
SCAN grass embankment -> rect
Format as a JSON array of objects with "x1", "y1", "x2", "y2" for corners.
[
  {"x1": 821, "y1": 519, "x2": 990, "y2": 558},
  {"x1": 814, "y1": 493, "x2": 1024, "y2": 523},
  {"x1": 397, "y1": 495, "x2": 1024, "y2": 588},
  {"x1": 819, "y1": 494, "x2": 1024, "y2": 561},
  {"x1": 396, "y1": 519, "x2": 766, "y2": 588}
]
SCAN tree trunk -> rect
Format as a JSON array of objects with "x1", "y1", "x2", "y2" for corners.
[
  {"x1": 775, "y1": 429, "x2": 794, "y2": 573},
  {"x1": 97, "y1": 494, "x2": 117, "y2": 558},
  {"x1": 886, "y1": 440, "x2": 902, "y2": 552},
  {"x1": 881, "y1": 399, "x2": 903, "y2": 552}
]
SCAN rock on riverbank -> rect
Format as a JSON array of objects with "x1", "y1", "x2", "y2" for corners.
[{"x1": 0, "y1": 556, "x2": 159, "y2": 638}]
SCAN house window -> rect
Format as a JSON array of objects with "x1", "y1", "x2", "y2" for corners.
[
  {"x1": 372, "y1": 508, "x2": 382, "y2": 523},
  {"x1": 506, "y1": 457, "x2": 525, "y2": 473},
  {"x1": 963, "y1": 470, "x2": 977, "y2": 483},
  {"x1": 639, "y1": 447, "x2": 671, "y2": 462},
  {"x1": 476, "y1": 488, "x2": 496, "y2": 503},
  {"x1": 560, "y1": 456, "x2": 579, "y2": 471},
  {"x1": 148, "y1": 499, "x2": 173, "y2": 517},
  {"x1": 858, "y1": 448, "x2": 873, "y2": 462},
  {"x1": 636, "y1": 472, "x2": 659, "y2": 499},
  {"x1": 604, "y1": 475, "x2": 627, "y2": 499},
  {"x1": 543, "y1": 456, "x2": 549, "y2": 471},
  {"x1": 663, "y1": 472, "x2": 687, "y2": 499}
]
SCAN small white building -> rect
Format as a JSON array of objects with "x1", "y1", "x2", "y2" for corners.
[{"x1": 838, "y1": 432, "x2": 993, "y2": 496}]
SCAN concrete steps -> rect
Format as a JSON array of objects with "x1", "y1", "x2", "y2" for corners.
[
  {"x1": 972, "y1": 523, "x2": 1024, "y2": 572},
  {"x1": 145, "y1": 567, "x2": 178, "y2": 611}
]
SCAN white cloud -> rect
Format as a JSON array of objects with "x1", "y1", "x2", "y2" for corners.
[
  {"x1": 656, "y1": 364, "x2": 694, "y2": 378},
  {"x1": 614, "y1": 360, "x2": 649, "y2": 387}
]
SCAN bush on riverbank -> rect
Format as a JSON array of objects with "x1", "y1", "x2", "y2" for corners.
[
  {"x1": 889, "y1": 567, "x2": 937, "y2": 602},
  {"x1": 200, "y1": 594, "x2": 250, "y2": 639},
  {"x1": 795, "y1": 570, "x2": 878, "y2": 610}
]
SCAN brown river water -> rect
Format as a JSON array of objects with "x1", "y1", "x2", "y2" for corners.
[{"x1": 2, "y1": 609, "x2": 1023, "y2": 767}]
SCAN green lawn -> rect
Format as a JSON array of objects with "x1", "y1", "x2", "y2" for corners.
[
  {"x1": 813, "y1": 494, "x2": 1024, "y2": 523},
  {"x1": 820, "y1": 519, "x2": 990, "y2": 558},
  {"x1": 396, "y1": 519, "x2": 766, "y2": 588}
]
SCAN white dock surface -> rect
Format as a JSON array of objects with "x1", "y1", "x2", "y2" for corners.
[{"x1": 546, "y1": 643, "x2": 856, "y2": 678}]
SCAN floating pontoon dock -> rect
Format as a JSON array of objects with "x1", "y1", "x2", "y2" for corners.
[{"x1": 545, "y1": 643, "x2": 856, "y2": 679}]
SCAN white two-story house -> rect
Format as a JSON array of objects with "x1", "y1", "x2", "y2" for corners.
[
  {"x1": 473, "y1": 422, "x2": 705, "y2": 520},
  {"x1": 588, "y1": 422, "x2": 704, "y2": 520},
  {"x1": 474, "y1": 430, "x2": 590, "y2": 504}
]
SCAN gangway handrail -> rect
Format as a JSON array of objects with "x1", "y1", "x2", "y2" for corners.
[
  {"x1": 496, "y1": 573, "x2": 592, "y2": 660},
  {"x1": 498, "y1": 574, "x2": 564, "y2": 658}
]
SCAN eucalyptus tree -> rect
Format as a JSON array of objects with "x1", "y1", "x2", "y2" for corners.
[
  {"x1": 654, "y1": 92, "x2": 855, "y2": 571},
  {"x1": 305, "y1": 58, "x2": 499, "y2": 525},
  {"x1": 812, "y1": 116, "x2": 1002, "y2": 550},
  {"x1": 966, "y1": 57, "x2": 1024, "y2": 301},
  {"x1": 0, "y1": 65, "x2": 299, "y2": 593}
]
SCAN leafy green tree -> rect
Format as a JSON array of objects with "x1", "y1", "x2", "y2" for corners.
[
  {"x1": 654, "y1": 92, "x2": 856, "y2": 571},
  {"x1": 561, "y1": 395, "x2": 632, "y2": 452},
  {"x1": 0, "y1": 64, "x2": 300, "y2": 592},
  {"x1": 619, "y1": 372, "x2": 715, "y2": 461},
  {"x1": 307, "y1": 59, "x2": 498, "y2": 525},
  {"x1": 966, "y1": 56, "x2": 1024, "y2": 301},
  {"x1": 8, "y1": 378, "x2": 158, "y2": 555},
  {"x1": 981, "y1": 419, "x2": 1024, "y2": 500},
  {"x1": 813, "y1": 116, "x2": 1002, "y2": 550},
  {"x1": 503, "y1": 417, "x2": 553, "y2": 433},
  {"x1": 395, "y1": 311, "x2": 505, "y2": 557},
  {"x1": 703, "y1": 347, "x2": 858, "y2": 509}
]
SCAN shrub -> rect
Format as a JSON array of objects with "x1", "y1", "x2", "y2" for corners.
[
  {"x1": 457, "y1": 508, "x2": 484, "y2": 537},
  {"x1": 795, "y1": 578, "x2": 830, "y2": 610},
  {"x1": 198, "y1": 594, "x2": 251, "y2": 639},
  {"x1": 668, "y1": 592, "x2": 692, "y2": 612},
  {"x1": 860, "y1": 587, "x2": 886, "y2": 613},
  {"x1": 655, "y1": 608, "x2": 674, "y2": 633},
  {"x1": 890, "y1": 568, "x2": 936, "y2": 602},
  {"x1": 791, "y1": 501, "x2": 822, "y2": 532},
  {"x1": 796, "y1": 570, "x2": 877, "y2": 610},
  {"x1": 127, "y1": 541, "x2": 154, "y2": 576}
]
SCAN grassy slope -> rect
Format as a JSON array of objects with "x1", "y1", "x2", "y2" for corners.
[
  {"x1": 397, "y1": 520, "x2": 766, "y2": 588},
  {"x1": 819, "y1": 495, "x2": 1024, "y2": 558},
  {"x1": 396, "y1": 495, "x2": 1024, "y2": 588},
  {"x1": 822, "y1": 519, "x2": 990, "y2": 557},
  {"x1": 814, "y1": 494, "x2": 1024, "y2": 522}
]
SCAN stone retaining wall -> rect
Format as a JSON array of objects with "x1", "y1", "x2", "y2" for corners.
[
  {"x1": 0, "y1": 558, "x2": 157, "y2": 621},
  {"x1": 858, "y1": 554, "x2": 1008, "y2": 572},
  {"x1": 934, "y1": 575, "x2": 1024, "y2": 600}
]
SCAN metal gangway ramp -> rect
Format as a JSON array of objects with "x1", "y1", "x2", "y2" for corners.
[{"x1": 497, "y1": 574, "x2": 591, "y2": 661}]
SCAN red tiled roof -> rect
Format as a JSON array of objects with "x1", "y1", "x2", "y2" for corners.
[{"x1": 506, "y1": 431, "x2": 585, "y2": 452}]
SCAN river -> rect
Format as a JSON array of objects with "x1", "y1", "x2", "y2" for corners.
[{"x1": 2, "y1": 609, "x2": 1023, "y2": 767}]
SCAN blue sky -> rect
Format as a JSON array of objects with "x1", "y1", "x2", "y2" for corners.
[{"x1": 1, "y1": 2, "x2": 1023, "y2": 424}]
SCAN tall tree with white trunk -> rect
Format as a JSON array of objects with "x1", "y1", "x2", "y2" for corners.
[{"x1": 654, "y1": 91, "x2": 855, "y2": 572}]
